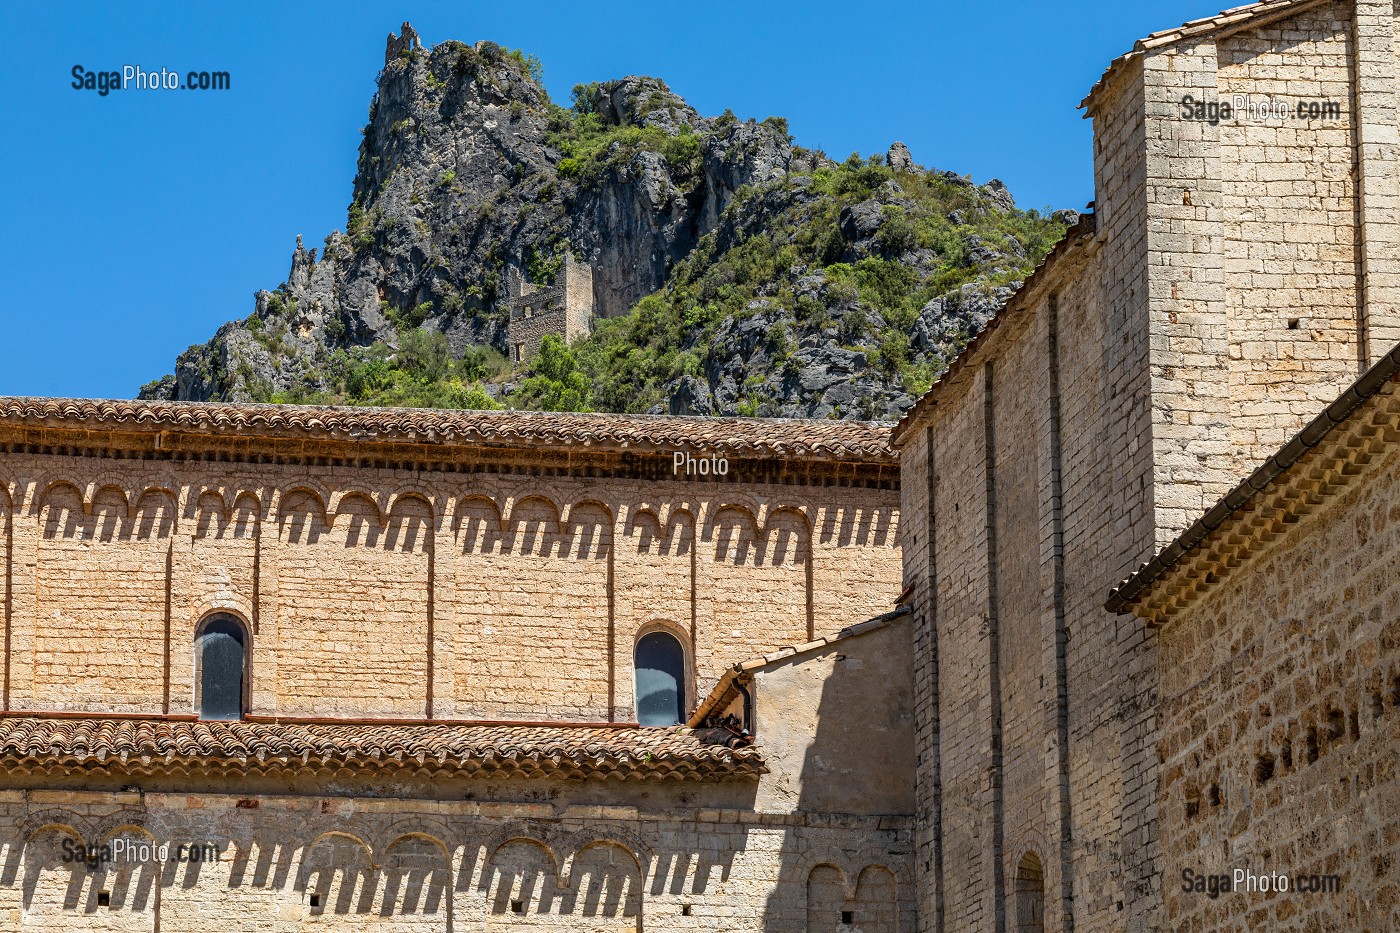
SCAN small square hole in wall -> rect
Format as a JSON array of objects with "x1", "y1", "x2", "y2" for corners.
[
  {"x1": 511, "y1": 899, "x2": 525, "y2": 914},
  {"x1": 1287, "y1": 318, "x2": 1301, "y2": 330},
  {"x1": 681, "y1": 904, "x2": 692, "y2": 916},
  {"x1": 841, "y1": 910, "x2": 854, "y2": 925},
  {"x1": 97, "y1": 891, "x2": 111, "y2": 908},
  {"x1": 309, "y1": 892, "x2": 322, "y2": 909}
]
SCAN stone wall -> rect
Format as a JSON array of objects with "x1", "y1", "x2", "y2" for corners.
[
  {"x1": 1152, "y1": 430, "x2": 1400, "y2": 931},
  {"x1": 897, "y1": 228, "x2": 1162, "y2": 933},
  {"x1": 1136, "y1": 0, "x2": 1400, "y2": 538},
  {"x1": 506, "y1": 256, "x2": 594, "y2": 364},
  {"x1": 1219, "y1": 2, "x2": 1361, "y2": 465},
  {"x1": 0, "y1": 436, "x2": 899, "y2": 725},
  {"x1": 897, "y1": 2, "x2": 1400, "y2": 929},
  {"x1": 0, "y1": 785, "x2": 914, "y2": 932}
]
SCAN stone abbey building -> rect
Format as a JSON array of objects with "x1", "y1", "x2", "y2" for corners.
[
  {"x1": 892, "y1": 0, "x2": 1400, "y2": 930},
  {"x1": 5, "y1": 0, "x2": 1400, "y2": 930}
]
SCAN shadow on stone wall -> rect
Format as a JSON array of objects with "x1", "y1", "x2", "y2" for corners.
[
  {"x1": 759, "y1": 619, "x2": 917, "y2": 932},
  {"x1": 1, "y1": 807, "x2": 758, "y2": 929}
]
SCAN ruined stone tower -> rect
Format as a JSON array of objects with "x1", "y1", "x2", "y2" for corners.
[{"x1": 504, "y1": 253, "x2": 596, "y2": 365}]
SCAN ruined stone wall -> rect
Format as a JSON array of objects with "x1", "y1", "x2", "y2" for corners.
[
  {"x1": 505, "y1": 257, "x2": 594, "y2": 365},
  {"x1": 0, "y1": 786, "x2": 914, "y2": 931},
  {"x1": 506, "y1": 305, "x2": 570, "y2": 365},
  {"x1": 1155, "y1": 439, "x2": 1400, "y2": 931},
  {"x1": 0, "y1": 443, "x2": 899, "y2": 724}
]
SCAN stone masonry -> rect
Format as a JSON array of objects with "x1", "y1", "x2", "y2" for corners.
[
  {"x1": 892, "y1": 1, "x2": 1400, "y2": 931},
  {"x1": 505, "y1": 253, "x2": 595, "y2": 366},
  {"x1": 0, "y1": 400, "x2": 907, "y2": 930},
  {"x1": 1113, "y1": 350, "x2": 1400, "y2": 930}
]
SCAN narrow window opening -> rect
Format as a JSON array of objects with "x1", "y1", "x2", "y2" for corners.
[
  {"x1": 197, "y1": 615, "x2": 248, "y2": 721},
  {"x1": 635, "y1": 630, "x2": 687, "y2": 727},
  {"x1": 681, "y1": 904, "x2": 692, "y2": 916},
  {"x1": 1287, "y1": 318, "x2": 1301, "y2": 330},
  {"x1": 97, "y1": 891, "x2": 111, "y2": 908},
  {"x1": 511, "y1": 899, "x2": 525, "y2": 914},
  {"x1": 1208, "y1": 783, "x2": 1222, "y2": 807},
  {"x1": 840, "y1": 910, "x2": 854, "y2": 925},
  {"x1": 309, "y1": 893, "x2": 322, "y2": 909}
]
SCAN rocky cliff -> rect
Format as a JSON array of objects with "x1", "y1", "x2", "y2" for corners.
[{"x1": 140, "y1": 25, "x2": 1071, "y2": 419}]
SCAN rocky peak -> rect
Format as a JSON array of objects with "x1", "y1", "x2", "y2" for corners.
[
  {"x1": 586, "y1": 76, "x2": 702, "y2": 134},
  {"x1": 886, "y1": 142, "x2": 916, "y2": 172},
  {"x1": 139, "y1": 27, "x2": 1067, "y2": 421}
]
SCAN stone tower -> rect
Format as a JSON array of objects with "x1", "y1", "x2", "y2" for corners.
[{"x1": 505, "y1": 253, "x2": 596, "y2": 366}]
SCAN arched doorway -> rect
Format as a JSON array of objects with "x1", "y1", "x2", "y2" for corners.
[{"x1": 1014, "y1": 851, "x2": 1045, "y2": 933}]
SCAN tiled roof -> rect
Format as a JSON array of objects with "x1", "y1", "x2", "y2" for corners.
[
  {"x1": 0, "y1": 717, "x2": 765, "y2": 782},
  {"x1": 0, "y1": 397, "x2": 894, "y2": 462},
  {"x1": 890, "y1": 213, "x2": 1098, "y2": 447},
  {"x1": 1081, "y1": 0, "x2": 1322, "y2": 112},
  {"x1": 686, "y1": 605, "x2": 912, "y2": 728},
  {"x1": 1107, "y1": 341, "x2": 1400, "y2": 618}
]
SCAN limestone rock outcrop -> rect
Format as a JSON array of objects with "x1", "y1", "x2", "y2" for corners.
[{"x1": 141, "y1": 26, "x2": 1059, "y2": 419}]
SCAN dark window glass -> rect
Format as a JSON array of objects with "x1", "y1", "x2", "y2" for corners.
[
  {"x1": 199, "y1": 617, "x2": 246, "y2": 720},
  {"x1": 635, "y1": 632, "x2": 686, "y2": 726}
]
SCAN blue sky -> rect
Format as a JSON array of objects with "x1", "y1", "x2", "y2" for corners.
[{"x1": 0, "y1": 1, "x2": 1233, "y2": 399}]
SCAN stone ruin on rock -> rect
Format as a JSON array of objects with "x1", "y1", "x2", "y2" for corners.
[{"x1": 504, "y1": 253, "x2": 596, "y2": 365}]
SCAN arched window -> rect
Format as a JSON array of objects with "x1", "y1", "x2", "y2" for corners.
[
  {"x1": 634, "y1": 631, "x2": 686, "y2": 727},
  {"x1": 1014, "y1": 852, "x2": 1045, "y2": 933},
  {"x1": 196, "y1": 615, "x2": 248, "y2": 721}
]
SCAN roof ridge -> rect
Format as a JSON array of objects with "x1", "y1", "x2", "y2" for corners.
[
  {"x1": 0, "y1": 397, "x2": 896, "y2": 462},
  {"x1": 1081, "y1": 0, "x2": 1324, "y2": 112}
]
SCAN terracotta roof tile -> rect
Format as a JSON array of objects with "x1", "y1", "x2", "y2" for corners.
[
  {"x1": 0, "y1": 717, "x2": 765, "y2": 782},
  {"x1": 0, "y1": 397, "x2": 893, "y2": 463}
]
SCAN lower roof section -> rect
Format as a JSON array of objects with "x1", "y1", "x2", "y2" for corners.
[{"x1": 0, "y1": 716, "x2": 765, "y2": 783}]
